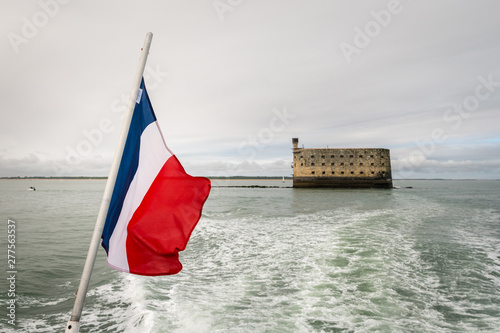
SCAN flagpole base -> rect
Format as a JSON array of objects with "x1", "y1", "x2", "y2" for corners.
[{"x1": 65, "y1": 320, "x2": 81, "y2": 333}]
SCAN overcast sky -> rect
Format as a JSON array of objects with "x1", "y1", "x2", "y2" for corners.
[{"x1": 1, "y1": 0, "x2": 499, "y2": 179}]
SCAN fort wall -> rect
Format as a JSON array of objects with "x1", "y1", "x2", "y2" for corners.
[{"x1": 292, "y1": 138, "x2": 393, "y2": 188}]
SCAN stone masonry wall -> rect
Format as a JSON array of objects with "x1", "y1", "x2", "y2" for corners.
[
  {"x1": 291, "y1": 138, "x2": 393, "y2": 188},
  {"x1": 293, "y1": 148, "x2": 391, "y2": 179}
]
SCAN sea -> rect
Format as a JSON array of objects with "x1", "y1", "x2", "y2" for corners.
[{"x1": 1, "y1": 179, "x2": 499, "y2": 332}]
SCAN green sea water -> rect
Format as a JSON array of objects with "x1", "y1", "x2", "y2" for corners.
[{"x1": 1, "y1": 179, "x2": 499, "y2": 332}]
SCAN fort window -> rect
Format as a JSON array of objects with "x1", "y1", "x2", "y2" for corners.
[
  {"x1": 382, "y1": 163, "x2": 385, "y2": 166},
  {"x1": 331, "y1": 155, "x2": 334, "y2": 158},
  {"x1": 301, "y1": 163, "x2": 303, "y2": 166},
  {"x1": 311, "y1": 171, "x2": 315, "y2": 175},
  {"x1": 360, "y1": 163, "x2": 363, "y2": 166},
  {"x1": 331, "y1": 171, "x2": 335, "y2": 174},
  {"x1": 350, "y1": 171, "x2": 354, "y2": 174},
  {"x1": 341, "y1": 171, "x2": 344, "y2": 174},
  {"x1": 359, "y1": 155, "x2": 363, "y2": 158},
  {"x1": 311, "y1": 162, "x2": 315, "y2": 166},
  {"x1": 360, "y1": 171, "x2": 364, "y2": 174},
  {"x1": 340, "y1": 155, "x2": 344, "y2": 158},
  {"x1": 300, "y1": 155, "x2": 303, "y2": 159},
  {"x1": 322, "y1": 163, "x2": 325, "y2": 166},
  {"x1": 370, "y1": 155, "x2": 374, "y2": 158},
  {"x1": 371, "y1": 171, "x2": 375, "y2": 174},
  {"x1": 322, "y1": 171, "x2": 325, "y2": 175},
  {"x1": 331, "y1": 163, "x2": 334, "y2": 166},
  {"x1": 350, "y1": 155, "x2": 353, "y2": 158},
  {"x1": 340, "y1": 162, "x2": 344, "y2": 166},
  {"x1": 350, "y1": 163, "x2": 353, "y2": 166},
  {"x1": 321, "y1": 155, "x2": 325, "y2": 158},
  {"x1": 371, "y1": 163, "x2": 374, "y2": 166},
  {"x1": 311, "y1": 155, "x2": 315, "y2": 158}
]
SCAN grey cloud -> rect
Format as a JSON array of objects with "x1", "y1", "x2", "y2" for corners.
[{"x1": 1, "y1": 1, "x2": 500, "y2": 179}]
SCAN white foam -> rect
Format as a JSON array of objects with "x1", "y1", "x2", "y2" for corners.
[{"x1": 14, "y1": 183, "x2": 500, "y2": 332}]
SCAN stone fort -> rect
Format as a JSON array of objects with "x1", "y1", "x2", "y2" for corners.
[{"x1": 292, "y1": 138, "x2": 393, "y2": 188}]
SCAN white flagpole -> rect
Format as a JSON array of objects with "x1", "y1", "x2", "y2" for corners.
[{"x1": 65, "y1": 32, "x2": 153, "y2": 333}]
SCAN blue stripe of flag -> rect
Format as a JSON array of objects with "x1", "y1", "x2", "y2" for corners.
[{"x1": 101, "y1": 79, "x2": 157, "y2": 253}]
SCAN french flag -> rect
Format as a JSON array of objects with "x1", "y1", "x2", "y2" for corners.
[{"x1": 101, "y1": 79, "x2": 211, "y2": 276}]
